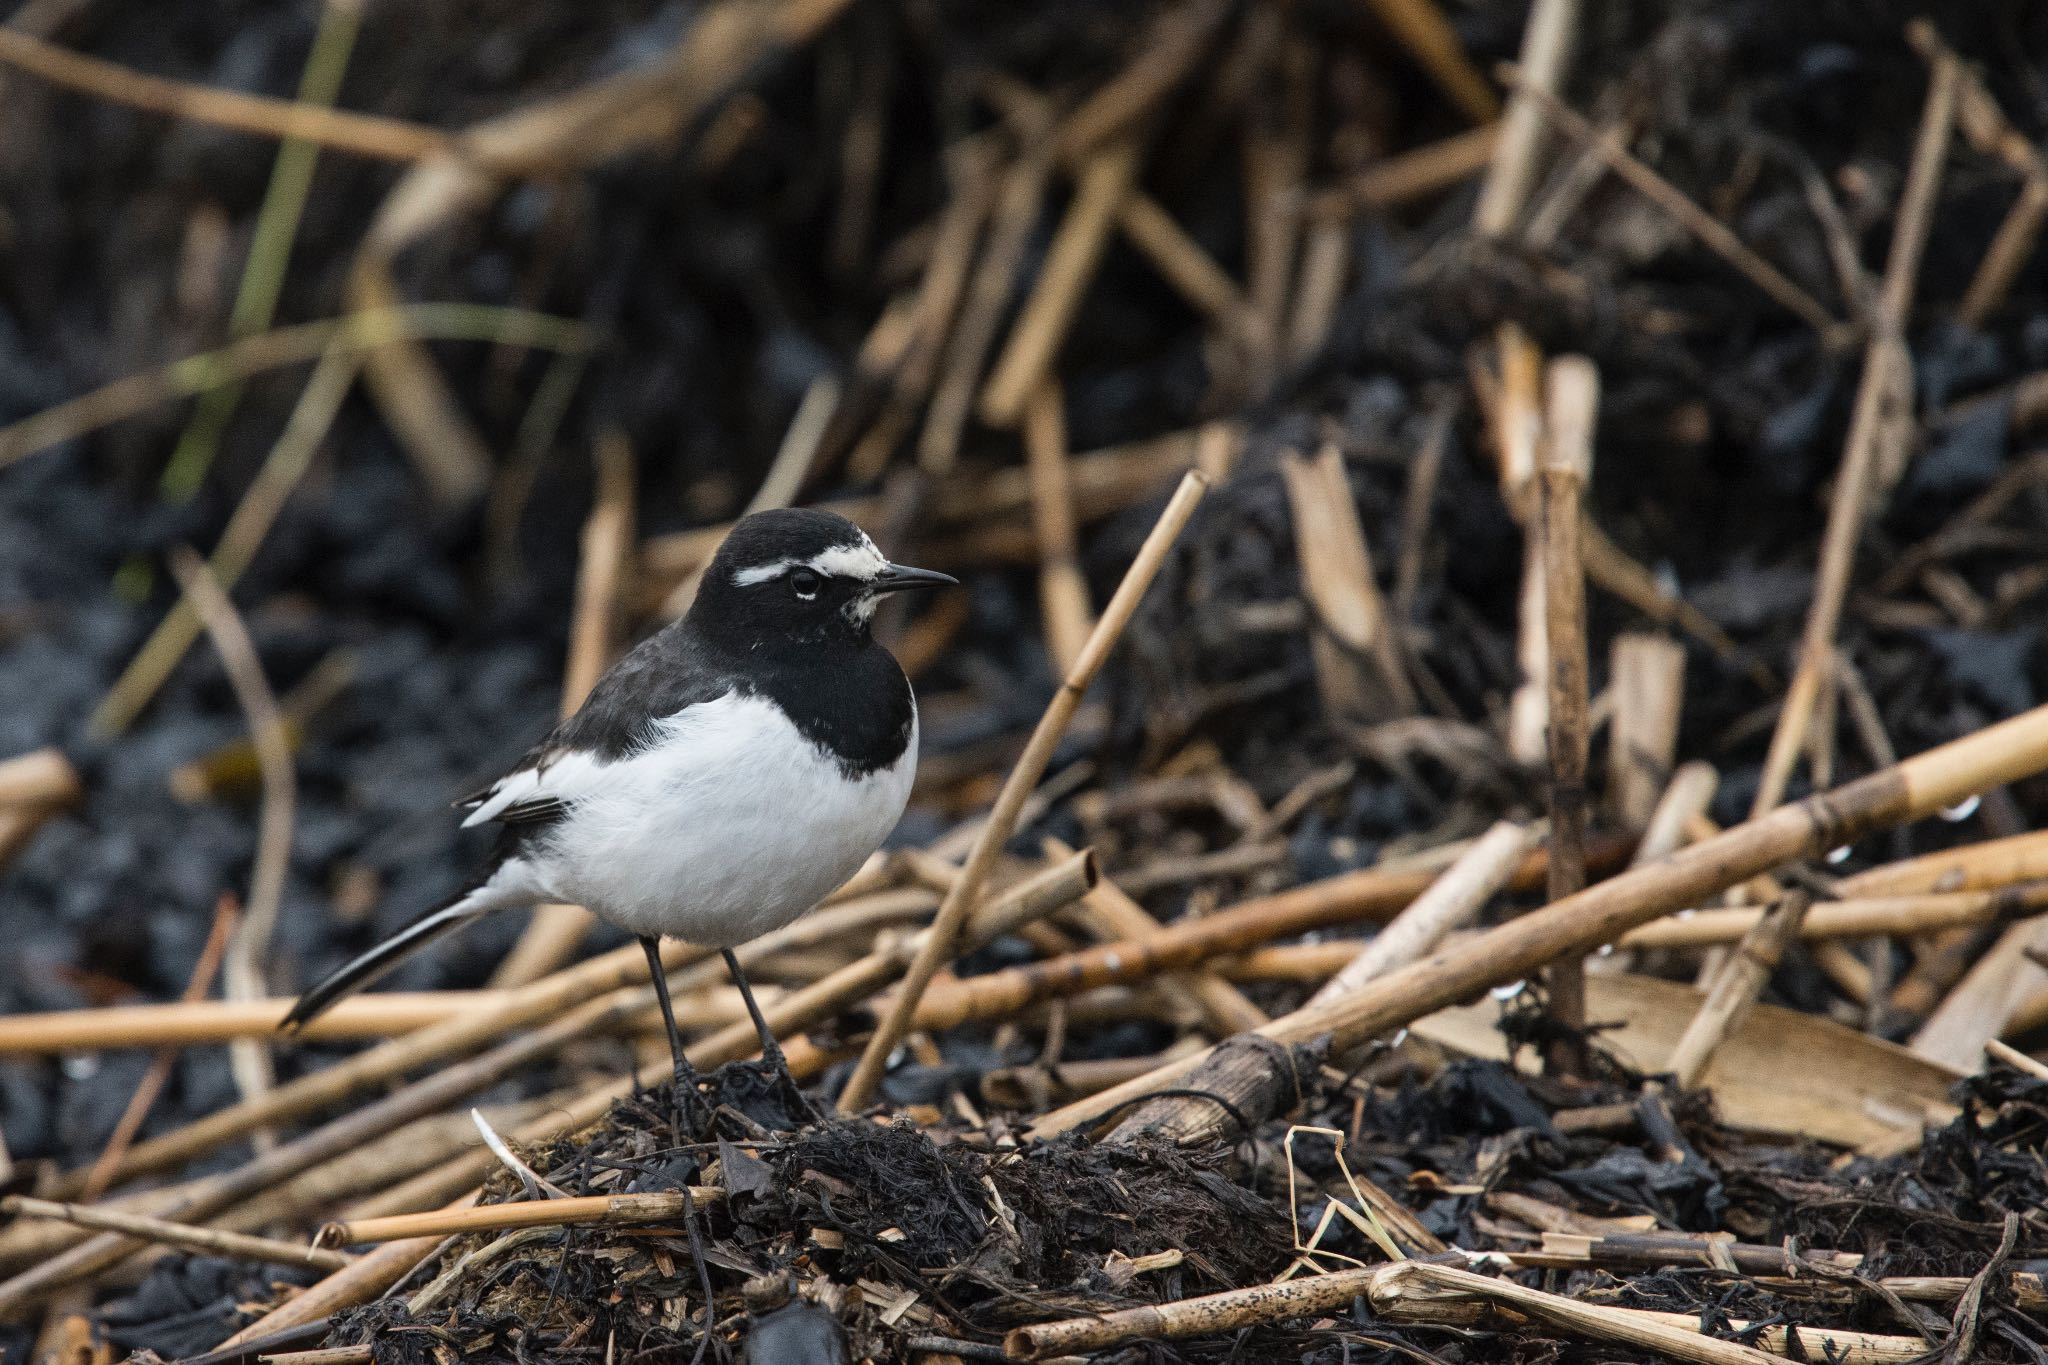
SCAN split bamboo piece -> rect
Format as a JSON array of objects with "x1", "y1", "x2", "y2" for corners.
[
  {"x1": 1306, "y1": 821, "x2": 1532, "y2": 1008},
  {"x1": 1538, "y1": 356, "x2": 1596, "y2": 1049},
  {"x1": 1471, "y1": 0, "x2": 1580, "y2": 236},
  {"x1": 1280, "y1": 444, "x2": 1413, "y2": 720},
  {"x1": 1021, "y1": 381, "x2": 1094, "y2": 674},
  {"x1": 1606, "y1": 635, "x2": 1686, "y2": 828},
  {"x1": 0, "y1": 1196, "x2": 347, "y2": 1272},
  {"x1": 1745, "y1": 49, "x2": 1958, "y2": 818},
  {"x1": 319, "y1": 1191, "x2": 719, "y2": 1248},
  {"x1": 1037, "y1": 696, "x2": 2048, "y2": 1144},
  {"x1": 838, "y1": 471, "x2": 1208, "y2": 1112},
  {"x1": 1665, "y1": 891, "x2": 1811, "y2": 1089}
]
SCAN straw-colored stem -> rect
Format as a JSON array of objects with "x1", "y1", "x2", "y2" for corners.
[
  {"x1": 319, "y1": 1191, "x2": 719, "y2": 1248},
  {"x1": 0, "y1": 1196, "x2": 347, "y2": 1273},
  {"x1": 837, "y1": 472, "x2": 1208, "y2": 1112}
]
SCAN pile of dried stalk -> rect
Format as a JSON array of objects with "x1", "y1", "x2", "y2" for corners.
[{"x1": 5, "y1": 0, "x2": 2048, "y2": 1361}]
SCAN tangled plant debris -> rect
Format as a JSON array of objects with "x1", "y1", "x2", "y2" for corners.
[{"x1": 3, "y1": 0, "x2": 2048, "y2": 1361}]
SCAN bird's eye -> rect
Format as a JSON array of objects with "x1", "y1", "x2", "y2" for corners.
[{"x1": 789, "y1": 568, "x2": 822, "y2": 600}]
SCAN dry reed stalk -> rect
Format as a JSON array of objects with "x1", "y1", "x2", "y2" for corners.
[
  {"x1": 319, "y1": 1191, "x2": 719, "y2": 1248},
  {"x1": 1505, "y1": 73, "x2": 1840, "y2": 337},
  {"x1": 167, "y1": 549, "x2": 295, "y2": 1138},
  {"x1": 1036, "y1": 698, "x2": 2048, "y2": 1144},
  {"x1": 0, "y1": 1196, "x2": 347, "y2": 1273},
  {"x1": 1986, "y1": 1038, "x2": 2048, "y2": 1082},
  {"x1": 0, "y1": 991, "x2": 638, "y2": 1315},
  {"x1": 1284, "y1": 218, "x2": 1350, "y2": 363},
  {"x1": 979, "y1": 139, "x2": 1142, "y2": 426},
  {"x1": 1359, "y1": 0, "x2": 1499, "y2": 122},
  {"x1": 0, "y1": 27, "x2": 448, "y2": 162},
  {"x1": 1366, "y1": 1261, "x2": 1915, "y2": 1365},
  {"x1": 169, "y1": 650, "x2": 356, "y2": 803},
  {"x1": 896, "y1": 837, "x2": 1572, "y2": 1037},
  {"x1": 1666, "y1": 891, "x2": 1812, "y2": 1089},
  {"x1": 1044, "y1": 838, "x2": 1266, "y2": 1037},
  {"x1": 1746, "y1": 51, "x2": 1958, "y2": 817},
  {"x1": 640, "y1": 425, "x2": 1215, "y2": 588},
  {"x1": 838, "y1": 472, "x2": 1209, "y2": 1112},
  {"x1": 1309, "y1": 124, "x2": 1500, "y2": 219},
  {"x1": 1022, "y1": 382, "x2": 1095, "y2": 674},
  {"x1": 1471, "y1": 0, "x2": 1580, "y2": 235},
  {"x1": 78, "y1": 898, "x2": 236, "y2": 1203},
  {"x1": 1607, "y1": 635, "x2": 1686, "y2": 828},
  {"x1": 48, "y1": 888, "x2": 928, "y2": 1198},
  {"x1": 1306, "y1": 821, "x2": 1532, "y2": 1008},
  {"x1": 1052, "y1": 0, "x2": 1230, "y2": 161},
  {"x1": 0, "y1": 304, "x2": 589, "y2": 473},
  {"x1": 1280, "y1": 444, "x2": 1413, "y2": 721},
  {"x1": 920, "y1": 151, "x2": 1053, "y2": 473},
  {"x1": 0, "y1": 749, "x2": 81, "y2": 809},
  {"x1": 1841, "y1": 828, "x2": 2048, "y2": 897},
  {"x1": 982, "y1": 1038, "x2": 1211, "y2": 1110},
  {"x1": 1115, "y1": 193, "x2": 1248, "y2": 327},
  {"x1": 0, "y1": 992, "x2": 512, "y2": 1053},
  {"x1": 1910, "y1": 918, "x2": 2048, "y2": 1070},
  {"x1": 1491, "y1": 324, "x2": 1549, "y2": 763},
  {"x1": 1906, "y1": 22, "x2": 2048, "y2": 328},
  {"x1": 1630, "y1": 761, "x2": 1718, "y2": 868},
  {"x1": 1537, "y1": 357, "x2": 1596, "y2": 1048},
  {"x1": 489, "y1": 430, "x2": 637, "y2": 987},
  {"x1": 1222, "y1": 885, "x2": 2048, "y2": 975}
]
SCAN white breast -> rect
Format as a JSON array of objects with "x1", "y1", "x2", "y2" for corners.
[{"x1": 527, "y1": 691, "x2": 916, "y2": 945}]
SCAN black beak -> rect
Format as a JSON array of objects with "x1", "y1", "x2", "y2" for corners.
[{"x1": 872, "y1": 563, "x2": 958, "y2": 594}]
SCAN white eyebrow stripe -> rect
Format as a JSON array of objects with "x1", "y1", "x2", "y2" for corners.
[{"x1": 730, "y1": 536, "x2": 888, "y2": 587}]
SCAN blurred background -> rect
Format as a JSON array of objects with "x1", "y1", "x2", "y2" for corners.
[{"x1": 3, "y1": 0, "x2": 2048, "y2": 1356}]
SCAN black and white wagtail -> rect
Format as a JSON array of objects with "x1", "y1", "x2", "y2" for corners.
[{"x1": 283, "y1": 509, "x2": 956, "y2": 1105}]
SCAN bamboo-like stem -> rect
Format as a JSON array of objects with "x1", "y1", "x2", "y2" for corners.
[
  {"x1": 1281, "y1": 444, "x2": 1413, "y2": 719},
  {"x1": 0, "y1": 303, "x2": 591, "y2": 472},
  {"x1": 319, "y1": 1191, "x2": 719, "y2": 1248},
  {"x1": 1472, "y1": 0, "x2": 1580, "y2": 236},
  {"x1": 1220, "y1": 884, "x2": 2048, "y2": 977},
  {"x1": 0, "y1": 1196, "x2": 348, "y2": 1272},
  {"x1": 0, "y1": 27, "x2": 449, "y2": 163},
  {"x1": 1307, "y1": 821, "x2": 1532, "y2": 1007},
  {"x1": 1667, "y1": 891, "x2": 1812, "y2": 1089},
  {"x1": 1359, "y1": 0, "x2": 1499, "y2": 123},
  {"x1": 1493, "y1": 324, "x2": 1549, "y2": 763},
  {"x1": 1022, "y1": 381, "x2": 1095, "y2": 674},
  {"x1": 1539, "y1": 356, "x2": 1597, "y2": 1050},
  {"x1": 1034, "y1": 698, "x2": 2048, "y2": 1143},
  {"x1": 1045, "y1": 837, "x2": 1266, "y2": 1036},
  {"x1": 1310, "y1": 124, "x2": 1500, "y2": 220},
  {"x1": 0, "y1": 991, "x2": 637, "y2": 1314},
  {"x1": 978, "y1": 139, "x2": 1142, "y2": 427},
  {"x1": 0, "y1": 749, "x2": 82, "y2": 809},
  {"x1": 1747, "y1": 51, "x2": 1958, "y2": 817},
  {"x1": 168, "y1": 549, "x2": 295, "y2": 1138},
  {"x1": 1607, "y1": 634, "x2": 1686, "y2": 828},
  {"x1": 837, "y1": 472, "x2": 1208, "y2": 1112}
]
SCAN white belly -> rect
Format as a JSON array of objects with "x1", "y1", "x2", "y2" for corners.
[{"x1": 529, "y1": 692, "x2": 916, "y2": 945}]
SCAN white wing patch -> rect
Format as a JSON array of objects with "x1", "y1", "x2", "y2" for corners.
[
  {"x1": 732, "y1": 533, "x2": 887, "y2": 587},
  {"x1": 459, "y1": 748, "x2": 611, "y2": 828}
]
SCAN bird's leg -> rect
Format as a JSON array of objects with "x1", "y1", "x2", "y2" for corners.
[
  {"x1": 641, "y1": 936, "x2": 710, "y2": 1129},
  {"x1": 722, "y1": 947, "x2": 818, "y2": 1120}
]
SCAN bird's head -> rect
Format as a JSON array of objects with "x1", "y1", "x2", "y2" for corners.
[{"x1": 693, "y1": 508, "x2": 956, "y2": 649}]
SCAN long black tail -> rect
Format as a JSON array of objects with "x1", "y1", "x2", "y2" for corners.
[{"x1": 281, "y1": 892, "x2": 491, "y2": 1032}]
